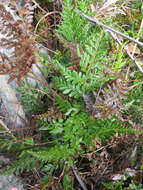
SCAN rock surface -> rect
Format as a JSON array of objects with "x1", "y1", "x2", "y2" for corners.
[
  {"x1": 0, "y1": 156, "x2": 24, "y2": 190},
  {"x1": 0, "y1": 175, "x2": 24, "y2": 190}
]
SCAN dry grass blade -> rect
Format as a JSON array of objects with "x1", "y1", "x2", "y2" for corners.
[{"x1": 100, "y1": 0, "x2": 119, "y2": 11}]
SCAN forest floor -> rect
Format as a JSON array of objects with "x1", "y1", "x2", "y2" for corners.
[
  {"x1": 19, "y1": 1, "x2": 143, "y2": 189},
  {"x1": 1, "y1": 0, "x2": 143, "y2": 189}
]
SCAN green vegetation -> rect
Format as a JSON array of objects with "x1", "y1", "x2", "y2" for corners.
[{"x1": 1, "y1": 0, "x2": 143, "y2": 189}]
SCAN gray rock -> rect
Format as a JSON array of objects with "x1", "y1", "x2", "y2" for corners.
[
  {"x1": 0, "y1": 175, "x2": 24, "y2": 190},
  {"x1": 0, "y1": 156, "x2": 10, "y2": 166}
]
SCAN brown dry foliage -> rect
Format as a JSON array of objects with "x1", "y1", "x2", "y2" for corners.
[
  {"x1": 0, "y1": 1, "x2": 37, "y2": 85},
  {"x1": 34, "y1": 106, "x2": 67, "y2": 122},
  {"x1": 83, "y1": 75, "x2": 129, "y2": 121}
]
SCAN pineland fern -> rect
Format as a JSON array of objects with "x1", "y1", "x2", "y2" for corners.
[
  {"x1": 57, "y1": 0, "x2": 90, "y2": 43},
  {"x1": 2, "y1": 152, "x2": 38, "y2": 175},
  {"x1": 53, "y1": 32, "x2": 113, "y2": 99}
]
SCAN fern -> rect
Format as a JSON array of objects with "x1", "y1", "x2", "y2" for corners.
[
  {"x1": 54, "y1": 21, "x2": 114, "y2": 99},
  {"x1": 54, "y1": 95, "x2": 72, "y2": 112},
  {"x1": 28, "y1": 146, "x2": 73, "y2": 164},
  {"x1": 53, "y1": 36, "x2": 112, "y2": 98},
  {"x1": 2, "y1": 151, "x2": 38, "y2": 175},
  {"x1": 83, "y1": 76, "x2": 129, "y2": 120},
  {"x1": 85, "y1": 119, "x2": 136, "y2": 144},
  {"x1": 113, "y1": 43, "x2": 126, "y2": 72},
  {"x1": 24, "y1": 112, "x2": 135, "y2": 168},
  {"x1": 0, "y1": 1, "x2": 37, "y2": 84},
  {"x1": 57, "y1": 0, "x2": 89, "y2": 43},
  {"x1": 17, "y1": 78, "x2": 45, "y2": 113},
  {"x1": 80, "y1": 30, "x2": 110, "y2": 69}
]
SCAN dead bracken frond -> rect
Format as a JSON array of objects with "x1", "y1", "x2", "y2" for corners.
[
  {"x1": 34, "y1": 106, "x2": 67, "y2": 122},
  {"x1": 0, "y1": 1, "x2": 37, "y2": 85},
  {"x1": 83, "y1": 75, "x2": 129, "y2": 121},
  {"x1": 23, "y1": 0, "x2": 37, "y2": 32}
]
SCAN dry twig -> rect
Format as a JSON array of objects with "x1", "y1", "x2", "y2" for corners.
[
  {"x1": 34, "y1": 11, "x2": 60, "y2": 37},
  {"x1": 75, "y1": 9, "x2": 143, "y2": 47},
  {"x1": 0, "y1": 119, "x2": 15, "y2": 138},
  {"x1": 71, "y1": 163, "x2": 88, "y2": 190}
]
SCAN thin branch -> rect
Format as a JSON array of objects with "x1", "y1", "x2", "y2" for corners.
[
  {"x1": 125, "y1": 50, "x2": 143, "y2": 74},
  {"x1": 75, "y1": 9, "x2": 143, "y2": 47},
  {"x1": 132, "y1": 18, "x2": 143, "y2": 57},
  {"x1": 0, "y1": 119, "x2": 11, "y2": 132},
  {"x1": 32, "y1": 0, "x2": 47, "y2": 14},
  {"x1": 34, "y1": 11, "x2": 59, "y2": 37},
  {"x1": 0, "y1": 119, "x2": 15, "y2": 138},
  {"x1": 71, "y1": 163, "x2": 88, "y2": 190},
  {"x1": 107, "y1": 30, "x2": 143, "y2": 74}
]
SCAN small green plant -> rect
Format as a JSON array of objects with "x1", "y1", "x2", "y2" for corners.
[
  {"x1": 129, "y1": 182, "x2": 143, "y2": 190},
  {"x1": 113, "y1": 43, "x2": 126, "y2": 72},
  {"x1": 103, "y1": 180, "x2": 143, "y2": 190},
  {"x1": 103, "y1": 180, "x2": 125, "y2": 190}
]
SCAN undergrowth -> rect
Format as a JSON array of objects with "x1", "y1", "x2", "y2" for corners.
[{"x1": 0, "y1": 0, "x2": 143, "y2": 189}]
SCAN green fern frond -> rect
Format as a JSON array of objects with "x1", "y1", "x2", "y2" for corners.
[
  {"x1": 2, "y1": 151, "x2": 38, "y2": 175},
  {"x1": 85, "y1": 119, "x2": 137, "y2": 144},
  {"x1": 17, "y1": 78, "x2": 44, "y2": 113},
  {"x1": 54, "y1": 76, "x2": 82, "y2": 98},
  {"x1": 54, "y1": 95, "x2": 71, "y2": 112},
  {"x1": 113, "y1": 43, "x2": 126, "y2": 72},
  {"x1": 28, "y1": 145, "x2": 74, "y2": 163},
  {"x1": 57, "y1": 0, "x2": 89, "y2": 43},
  {"x1": 54, "y1": 60, "x2": 112, "y2": 98}
]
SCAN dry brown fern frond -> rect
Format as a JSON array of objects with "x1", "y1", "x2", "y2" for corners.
[
  {"x1": 34, "y1": 106, "x2": 66, "y2": 122},
  {"x1": 0, "y1": 1, "x2": 37, "y2": 85},
  {"x1": 83, "y1": 75, "x2": 129, "y2": 121},
  {"x1": 22, "y1": 0, "x2": 37, "y2": 32}
]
